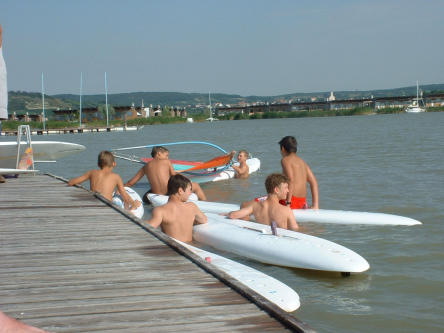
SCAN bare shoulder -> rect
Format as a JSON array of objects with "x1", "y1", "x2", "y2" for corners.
[{"x1": 185, "y1": 201, "x2": 199, "y2": 210}]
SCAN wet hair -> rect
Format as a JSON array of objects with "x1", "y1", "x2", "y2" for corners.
[
  {"x1": 98, "y1": 151, "x2": 115, "y2": 168},
  {"x1": 265, "y1": 173, "x2": 289, "y2": 194},
  {"x1": 279, "y1": 136, "x2": 297, "y2": 153},
  {"x1": 167, "y1": 174, "x2": 192, "y2": 196},
  {"x1": 238, "y1": 149, "x2": 249, "y2": 158},
  {"x1": 151, "y1": 146, "x2": 169, "y2": 158}
]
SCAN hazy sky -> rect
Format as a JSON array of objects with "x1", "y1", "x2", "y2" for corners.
[{"x1": 1, "y1": 0, "x2": 443, "y2": 96}]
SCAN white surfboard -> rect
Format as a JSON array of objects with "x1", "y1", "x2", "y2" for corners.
[
  {"x1": 0, "y1": 168, "x2": 39, "y2": 175},
  {"x1": 113, "y1": 186, "x2": 144, "y2": 219},
  {"x1": 186, "y1": 158, "x2": 260, "y2": 184},
  {"x1": 175, "y1": 239, "x2": 300, "y2": 312},
  {"x1": 194, "y1": 213, "x2": 370, "y2": 273},
  {"x1": 147, "y1": 194, "x2": 421, "y2": 226},
  {"x1": 0, "y1": 141, "x2": 86, "y2": 169}
]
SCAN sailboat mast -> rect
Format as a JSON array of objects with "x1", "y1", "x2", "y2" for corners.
[
  {"x1": 208, "y1": 92, "x2": 212, "y2": 118},
  {"x1": 416, "y1": 80, "x2": 419, "y2": 101},
  {"x1": 105, "y1": 72, "x2": 109, "y2": 127},
  {"x1": 79, "y1": 72, "x2": 83, "y2": 127},
  {"x1": 41, "y1": 72, "x2": 46, "y2": 131}
]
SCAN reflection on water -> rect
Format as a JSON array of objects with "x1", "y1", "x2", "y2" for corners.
[{"x1": 5, "y1": 113, "x2": 442, "y2": 333}]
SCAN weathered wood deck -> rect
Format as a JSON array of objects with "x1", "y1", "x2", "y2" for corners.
[{"x1": 0, "y1": 174, "x2": 312, "y2": 332}]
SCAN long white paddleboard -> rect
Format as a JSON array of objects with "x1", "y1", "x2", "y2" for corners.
[
  {"x1": 113, "y1": 187, "x2": 144, "y2": 219},
  {"x1": 0, "y1": 141, "x2": 86, "y2": 169},
  {"x1": 147, "y1": 194, "x2": 421, "y2": 226},
  {"x1": 186, "y1": 158, "x2": 260, "y2": 184},
  {"x1": 193, "y1": 213, "x2": 369, "y2": 273},
  {"x1": 0, "y1": 168, "x2": 39, "y2": 175},
  {"x1": 175, "y1": 239, "x2": 300, "y2": 312}
]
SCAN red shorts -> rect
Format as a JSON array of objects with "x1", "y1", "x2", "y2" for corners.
[
  {"x1": 279, "y1": 196, "x2": 307, "y2": 209},
  {"x1": 255, "y1": 196, "x2": 308, "y2": 209}
]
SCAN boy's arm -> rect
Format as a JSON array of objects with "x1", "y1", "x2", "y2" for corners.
[
  {"x1": 228, "y1": 205, "x2": 253, "y2": 220},
  {"x1": 306, "y1": 165, "x2": 319, "y2": 209},
  {"x1": 281, "y1": 159, "x2": 294, "y2": 202},
  {"x1": 68, "y1": 170, "x2": 92, "y2": 186},
  {"x1": 116, "y1": 175, "x2": 141, "y2": 210},
  {"x1": 287, "y1": 208, "x2": 299, "y2": 231},
  {"x1": 168, "y1": 160, "x2": 178, "y2": 175},
  {"x1": 147, "y1": 207, "x2": 163, "y2": 228},
  {"x1": 191, "y1": 203, "x2": 207, "y2": 225},
  {"x1": 125, "y1": 167, "x2": 145, "y2": 187},
  {"x1": 232, "y1": 164, "x2": 246, "y2": 174}
]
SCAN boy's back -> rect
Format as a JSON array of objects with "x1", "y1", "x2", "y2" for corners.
[
  {"x1": 281, "y1": 153, "x2": 309, "y2": 198},
  {"x1": 89, "y1": 169, "x2": 122, "y2": 201},
  {"x1": 144, "y1": 158, "x2": 174, "y2": 194},
  {"x1": 252, "y1": 200, "x2": 297, "y2": 231}
]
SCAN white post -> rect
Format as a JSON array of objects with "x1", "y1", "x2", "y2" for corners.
[
  {"x1": 41, "y1": 72, "x2": 46, "y2": 131},
  {"x1": 79, "y1": 72, "x2": 83, "y2": 127},
  {"x1": 105, "y1": 72, "x2": 109, "y2": 127}
]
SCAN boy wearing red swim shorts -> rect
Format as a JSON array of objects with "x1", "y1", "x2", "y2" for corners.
[{"x1": 279, "y1": 136, "x2": 319, "y2": 209}]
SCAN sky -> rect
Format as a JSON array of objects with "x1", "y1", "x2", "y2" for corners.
[{"x1": 1, "y1": 0, "x2": 443, "y2": 96}]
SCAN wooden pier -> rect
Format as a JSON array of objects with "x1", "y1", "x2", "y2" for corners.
[{"x1": 0, "y1": 174, "x2": 312, "y2": 332}]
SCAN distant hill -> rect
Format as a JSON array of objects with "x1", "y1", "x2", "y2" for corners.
[{"x1": 7, "y1": 83, "x2": 444, "y2": 113}]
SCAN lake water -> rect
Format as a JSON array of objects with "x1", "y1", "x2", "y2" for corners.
[{"x1": 4, "y1": 112, "x2": 443, "y2": 332}]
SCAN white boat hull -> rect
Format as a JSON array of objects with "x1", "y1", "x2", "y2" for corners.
[
  {"x1": 175, "y1": 240, "x2": 300, "y2": 312},
  {"x1": 0, "y1": 168, "x2": 39, "y2": 175},
  {"x1": 194, "y1": 213, "x2": 370, "y2": 273},
  {"x1": 0, "y1": 141, "x2": 85, "y2": 169}
]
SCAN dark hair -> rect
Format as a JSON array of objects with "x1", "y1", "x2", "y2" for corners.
[
  {"x1": 98, "y1": 151, "x2": 115, "y2": 168},
  {"x1": 265, "y1": 173, "x2": 289, "y2": 194},
  {"x1": 167, "y1": 174, "x2": 191, "y2": 196},
  {"x1": 279, "y1": 136, "x2": 297, "y2": 153},
  {"x1": 151, "y1": 146, "x2": 168, "y2": 158}
]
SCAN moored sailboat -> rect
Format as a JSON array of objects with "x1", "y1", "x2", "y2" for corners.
[{"x1": 405, "y1": 81, "x2": 426, "y2": 113}]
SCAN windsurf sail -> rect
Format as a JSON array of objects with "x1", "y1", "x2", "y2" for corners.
[
  {"x1": 112, "y1": 141, "x2": 232, "y2": 172},
  {"x1": 180, "y1": 152, "x2": 234, "y2": 172}
]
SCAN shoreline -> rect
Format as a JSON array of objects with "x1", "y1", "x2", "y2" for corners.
[{"x1": 1, "y1": 107, "x2": 443, "y2": 133}]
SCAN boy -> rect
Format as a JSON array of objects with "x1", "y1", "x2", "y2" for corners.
[
  {"x1": 232, "y1": 150, "x2": 249, "y2": 179},
  {"x1": 228, "y1": 173, "x2": 299, "y2": 231},
  {"x1": 147, "y1": 174, "x2": 207, "y2": 243},
  {"x1": 69, "y1": 151, "x2": 140, "y2": 211},
  {"x1": 279, "y1": 136, "x2": 319, "y2": 209},
  {"x1": 125, "y1": 146, "x2": 207, "y2": 200}
]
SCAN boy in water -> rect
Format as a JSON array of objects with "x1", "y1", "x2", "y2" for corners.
[
  {"x1": 279, "y1": 136, "x2": 319, "y2": 209},
  {"x1": 68, "y1": 151, "x2": 140, "y2": 211},
  {"x1": 125, "y1": 146, "x2": 207, "y2": 200},
  {"x1": 232, "y1": 150, "x2": 249, "y2": 179},
  {"x1": 228, "y1": 173, "x2": 299, "y2": 231},
  {"x1": 147, "y1": 174, "x2": 207, "y2": 243}
]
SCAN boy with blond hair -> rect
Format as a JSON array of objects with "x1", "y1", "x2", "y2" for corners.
[
  {"x1": 69, "y1": 151, "x2": 140, "y2": 211},
  {"x1": 232, "y1": 150, "x2": 250, "y2": 179}
]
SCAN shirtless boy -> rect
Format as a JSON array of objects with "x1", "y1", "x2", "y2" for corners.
[
  {"x1": 279, "y1": 136, "x2": 319, "y2": 209},
  {"x1": 232, "y1": 150, "x2": 249, "y2": 179},
  {"x1": 125, "y1": 146, "x2": 207, "y2": 200},
  {"x1": 68, "y1": 151, "x2": 140, "y2": 211},
  {"x1": 228, "y1": 173, "x2": 299, "y2": 231},
  {"x1": 147, "y1": 174, "x2": 207, "y2": 243}
]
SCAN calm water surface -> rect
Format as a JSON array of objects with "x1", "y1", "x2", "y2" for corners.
[{"x1": 5, "y1": 113, "x2": 443, "y2": 332}]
